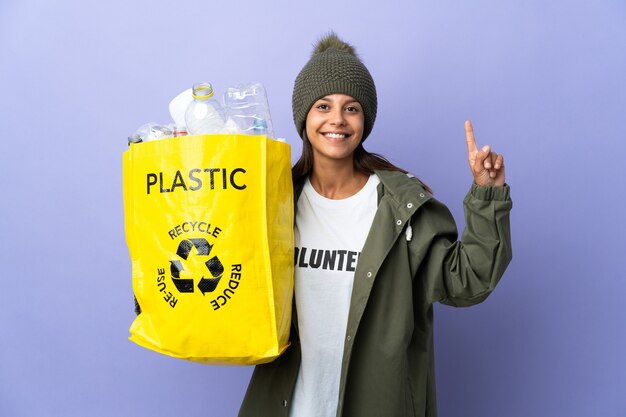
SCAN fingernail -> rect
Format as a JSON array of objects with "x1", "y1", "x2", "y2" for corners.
[{"x1": 481, "y1": 146, "x2": 489, "y2": 153}]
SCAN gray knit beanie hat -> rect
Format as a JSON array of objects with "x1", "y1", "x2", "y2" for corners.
[{"x1": 292, "y1": 33, "x2": 377, "y2": 141}]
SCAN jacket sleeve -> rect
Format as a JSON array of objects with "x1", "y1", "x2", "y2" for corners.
[{"x1": 419, "y1": 183, "x2": 512, "y2": 307}]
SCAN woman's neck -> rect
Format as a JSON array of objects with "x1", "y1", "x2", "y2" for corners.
[{"x1": 309, "y1": 160, "x2": 369, "y2": 200}]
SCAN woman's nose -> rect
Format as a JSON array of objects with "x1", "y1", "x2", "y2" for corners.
[{"x1": 329, "y1": 108, "x2": 346, "y2": 125}]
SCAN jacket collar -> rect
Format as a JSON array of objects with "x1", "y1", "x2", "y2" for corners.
[{"x1": 374, "y1": 170, "x2": 432, "y2": 214}]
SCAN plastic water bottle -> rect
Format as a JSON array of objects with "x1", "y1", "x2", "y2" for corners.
[
  {"x1": 185, "y1": 83, "x2": 226, "y2": 134},
  {"x1": 169, "y1": 123, "x2": 188, "y2": 137},
  {"x1": 223, "y1": 83, "x2": 274, "y2": 138},
  {"x1": 128, "y1": 122, "x2": 174, "y2": 144}
]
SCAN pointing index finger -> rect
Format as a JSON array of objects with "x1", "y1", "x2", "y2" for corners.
[{"x1": 465, "y1": 120, "x2": 477, "y2": 154}]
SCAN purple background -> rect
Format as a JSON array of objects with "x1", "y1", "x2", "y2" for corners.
[{"x1": 1, "y1": 0, "x2": 625, "y2": 416}]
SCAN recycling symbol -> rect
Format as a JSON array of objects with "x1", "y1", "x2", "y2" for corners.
[{"x1": 169, "y1": 238, "x2": 224, "y2": 295}]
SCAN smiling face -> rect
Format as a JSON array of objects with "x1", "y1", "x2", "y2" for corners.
[{"x1": 305, "y1": 94, "x2": 365, "y2": 166}]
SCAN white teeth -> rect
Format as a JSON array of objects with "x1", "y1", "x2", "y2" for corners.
[{"x1": 324, "y1": 133, "x2": 346, "y2": 139}]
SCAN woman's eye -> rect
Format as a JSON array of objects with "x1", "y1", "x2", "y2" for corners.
[
  {"x1": 346, "y1": 106, "x2": 360, "y2": 112},
  {"x1": 316, "y1": 104, "x2": 329, "y2": 110}
]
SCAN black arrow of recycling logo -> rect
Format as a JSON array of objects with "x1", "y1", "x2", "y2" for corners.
[{"x1": 169, "y1": 238, "x2": 224, "y2": 295}]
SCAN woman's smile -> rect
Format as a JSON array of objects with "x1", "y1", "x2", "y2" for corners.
[{"x1": 322, "y1": 132, "x2": 349, "y2": 140}]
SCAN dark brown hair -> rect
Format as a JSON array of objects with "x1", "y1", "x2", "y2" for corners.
[{"x1": 292, "y1": 136, "x2": 432, "y2": 193}]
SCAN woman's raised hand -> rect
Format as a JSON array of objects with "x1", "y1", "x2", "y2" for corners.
[{"x1": 465, "y1": 120, "x2": 505, "y2": 187}]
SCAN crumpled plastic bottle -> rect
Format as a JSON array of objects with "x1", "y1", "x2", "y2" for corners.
[
  {"x1": 223, "y1": 82, "x2": 274, "y2": 138},
  {"x1": 128, "y1": 122, "x2": 174, "y2": 144}
]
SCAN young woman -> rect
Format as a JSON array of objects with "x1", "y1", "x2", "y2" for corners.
[{"x1": 239, "y1": 33, "x2": 512, "y2": 417}]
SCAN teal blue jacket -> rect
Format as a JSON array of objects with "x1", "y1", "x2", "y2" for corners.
[{"x1": 239, "y1": 170, "x2": 513, "y2": 417}]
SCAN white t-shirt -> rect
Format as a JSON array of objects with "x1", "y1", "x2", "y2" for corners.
[{"x1": 289, "y1": 174, "x2": 380, "y2": 417}]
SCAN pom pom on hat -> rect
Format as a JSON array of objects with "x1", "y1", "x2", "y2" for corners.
[
  {"x1": 312, "y1": 32, "x2": 357, "y2": 57},
  {"x1": 292, "y1": 32, "x2": 377, "y2": 141}
]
